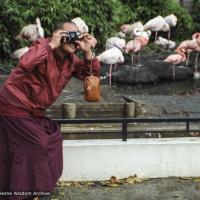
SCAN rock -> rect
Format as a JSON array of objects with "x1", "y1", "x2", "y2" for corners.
[
  {"x1": 113, "y1": 65, "x2": 159, "y2": 83},
  {"x1": 100, "y1": 52, "x2": 194, "y2": 84},
  {"x1": 113, "y1": 61, "x2": 193, "y2": 84}
]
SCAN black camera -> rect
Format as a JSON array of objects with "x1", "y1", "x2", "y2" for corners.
[{"x1": 61, "y1": 31, "x2": 81, "y2": 44}]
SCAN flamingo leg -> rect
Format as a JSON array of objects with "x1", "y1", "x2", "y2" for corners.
[
  {"x1": 136, "y1": 50, "x2": 141, "y2": 67},
  {"x1": 131, "y1": 40, "x2": 135, "y2": 67},
  {"x1": 186, "y1": 51, "x2": 191, "y2": 67},
  {"x1": 131, "y1": 53, "x2": 134, "y2": 66},
  {"x1": 113, "y1": 63, "x2": 117, "y2": 85},
  {"x1": 194, "y1": 52, "x2": 199, "y2": 72},
  {"x1": 168, "y1": 28, "x2": 171, "y2": 41},
  {"x1": 109, "y1": 64, "x2": 113, "y2": 87},
  {"x1": 193, "y1": 53, "x2": 199, "y2": 80},
  {"x1": 154, "y1": 31, "x2": 158, "y2": 50},
  {"x1": 172, "y1": 64, "x2": 175, "y2": 81}
]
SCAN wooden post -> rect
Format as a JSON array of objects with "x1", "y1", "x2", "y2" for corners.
[
  {"x1": 135, "y1": 101, "x2": 147, "y2": 117},
  {"x1": 125, "y1": 102, "x2": 136, "y2": 118},
  {"x1": 62, "y1": 103, "x2": 76, "y2": 119}
]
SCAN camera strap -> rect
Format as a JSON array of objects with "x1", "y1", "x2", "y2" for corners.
[{"x1": 89, "y1": 60, "x2": 93, "y2": 75}]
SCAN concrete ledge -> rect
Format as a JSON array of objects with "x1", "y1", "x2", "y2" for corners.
[{"x1": 61, "y1": 137, "x2": 200, "y2": 181}]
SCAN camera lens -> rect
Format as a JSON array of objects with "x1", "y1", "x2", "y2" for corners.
[{"x1": 61, "y1": 31, "x2": 81, "y2": 44}]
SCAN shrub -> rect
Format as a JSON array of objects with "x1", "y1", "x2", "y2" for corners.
[{"x1": 192, "y1": 0, "x2": 200, "y2": 30}]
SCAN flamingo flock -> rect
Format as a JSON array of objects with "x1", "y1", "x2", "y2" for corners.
[{"x1": 11, "y1": 15, "x2": 200, "y2": 87}]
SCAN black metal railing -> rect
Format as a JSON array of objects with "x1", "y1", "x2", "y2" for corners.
[{"x1": 54, "y1": 117, "x2": 200, "y2": 141}]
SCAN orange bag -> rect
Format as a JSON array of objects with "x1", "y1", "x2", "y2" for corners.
[{"x1": 84, "y1": 74, "x2": 101, "y2": 102}]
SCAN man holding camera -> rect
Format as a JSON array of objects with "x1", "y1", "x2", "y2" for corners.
[{"x1": 0, "y1": 22, "x2": 100, "y2": 200}]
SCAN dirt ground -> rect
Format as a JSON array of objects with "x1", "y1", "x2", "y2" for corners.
[{"x1": 51, "y1": 177, "x2": 200, "y2": 200}]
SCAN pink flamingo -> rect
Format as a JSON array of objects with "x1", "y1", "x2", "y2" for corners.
[
  {"x1": 13, "y1": 18, "x2": 44, "y2": 59},
  {"x1": 175, "y1": 33, "x2": 200, "y2": 77},
  {"x1": 11, "y1": 47, "x2": 29, "y2": 60},
  {"x1": 144, "y1": 15, "x2": 169, "y2": 47},
  {"x1": 164, "y1": 48, "x2": 187, "y2": 80},
  {"x1": 71, "y1": 17, "x2": 89, "y2": 34},
  {"x1": 191, "y1": 32, "x2": 200, "y2": 75},
  {"x1": 105, "y1": 37, "x2": 126, "y2": 83},
  {"x1": 120, "y1": 21, "x2": 144, "y2": 38},
  {"x1": 164, "y1": 14, "x2": 177, "y2": 40},
  {"x1": 125, "y1": 39, "x2": 142, "y2": 66},
  {"x1": 156, "y1": 36, "x2": 176, "y2": 50},
  {"x1": 15, "y1": 18, "x2": 44, "y2": 42},
  {"x1": 125, "y1": 28, "x2": 150, "y2": 66},
  {"x1": 97, "y1": 47, "x2": 124, "y2": 86},
  {"x1": 106, "y1": 37, "x2": 126, "y2": 50}
]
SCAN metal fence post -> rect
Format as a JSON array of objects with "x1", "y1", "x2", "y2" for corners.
[{"x1": 122, "y1": 121, "x2": 128, "y2": 141}]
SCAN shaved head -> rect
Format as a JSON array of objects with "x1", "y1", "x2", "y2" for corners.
[{"x1": 54, "y1": 22, "x2": 78, "y2": 32}]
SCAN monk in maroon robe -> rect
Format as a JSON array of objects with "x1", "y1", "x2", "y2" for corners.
[{"x1": 0, "y1": 22, "x2": 100, "y2": 200}]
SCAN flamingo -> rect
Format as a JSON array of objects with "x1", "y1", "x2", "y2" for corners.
[
  {"x1": 175, "y1": 33, "x2": 200, "y2": 77},
  {"x1": 175, "y1": 40, "x2": 196, "y2": 67},
  {"x1": 120, "y1": 21, "x2": 144, "y2": 38},
  {"x1": 105, "y1": 37, "x2": 126, "y2": 50},
  {"x1": 164, "y1": 14, "x2": 177, "y2": 40},
  {"x1": 97, "y1": 47, "x2": 124, "y2": 86},
  {"x1": 11, "y1": 47, "x2": 29, "y2": 60},
  {"x1": 192, "y1": 32, "x2": 200, "y2": 77},
  {"x1": 14, "y1": 18, "x2": 43, "y2": 59},
  {"x1": 125, "y1": 28, "x2": 151, "y2": 66},
  {"x1": 144, "y1": 15, "x2": 169, "y2": 47},
  {"x1": 125, "y1": 39, "x2": 142, "y2": 66},
  {"x1": 71, "y1": 17, "x2": 97, "y2": 48},
  {"x1": 164, "y1": 48, "x2": 187, "y2": 80},
  {"x1": 71, "y1": 17, "x2": 89, "y2": 34},
  {"x1": 15, "y1": 18, "x2": 44, "y2": 42},
  {"x1": 156, "y1": 36, "x2": 176, "y2": 50},
  {"x1": 105, "y1": 37, "x2": 126, "y2": 83}
]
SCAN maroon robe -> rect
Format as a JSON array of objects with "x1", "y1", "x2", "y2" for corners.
[{"x1": 0, "y1": 38, "x2": 100, "y2": 199}]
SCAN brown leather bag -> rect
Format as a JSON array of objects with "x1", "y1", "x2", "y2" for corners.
[
  {"x1": 84, "y1": 74, "x2": 101, "y2": 102},
  {"x1": 84, "y1": 70, "x2": 101, "y2": 102}
]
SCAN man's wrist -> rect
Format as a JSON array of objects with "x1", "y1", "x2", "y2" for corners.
[
  {"x1": 49, "y1": 42, "x2": 56, "y2": 50},
  {"x1": 84, "y1": 50, "x2": 95, "y2": 60}
]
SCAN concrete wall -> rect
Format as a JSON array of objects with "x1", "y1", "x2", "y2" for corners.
[{"x1": 60, "y1": 137, "x2": 200, "y2": 181}]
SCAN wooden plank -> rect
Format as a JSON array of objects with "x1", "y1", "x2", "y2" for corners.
[
  {"x1": 76, "y1": 108, "x2": 125, "y2": 112},
  {"x1": 77, "y1": 109, "x2": 121, "y2": 112},
  {"x1": 76, "y1": 113, "x2": 124, "y2": 118},
  {"x1": 76, "y1": 103, "x2": 125, "y2": 110}
]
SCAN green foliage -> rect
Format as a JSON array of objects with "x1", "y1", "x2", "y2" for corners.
[
  {"x1": 164, "y1": 0, "x2": 194, "y2": 41},
  {"x1": 192, "y1": 0, "x2": 200, "y2": 30}
]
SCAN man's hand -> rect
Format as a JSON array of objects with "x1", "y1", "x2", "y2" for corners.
[
  {"x1": 49, "y1": 30, "x2": 66, "y2": 49},
  {"x1": 75, "y1": 33, "x2": 97, "y2": 60}
]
